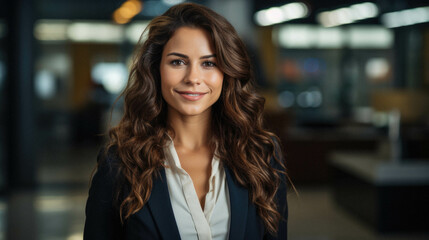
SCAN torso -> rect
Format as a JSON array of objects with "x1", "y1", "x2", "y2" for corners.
[{"x1": 175, "y1": 145, "x2": 212, "y2": 209}]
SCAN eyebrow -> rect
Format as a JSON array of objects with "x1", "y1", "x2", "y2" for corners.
[{"x1": 166, "y1": 52, "x2": 216, "y2": 59}]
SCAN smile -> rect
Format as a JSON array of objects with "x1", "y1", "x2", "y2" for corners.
[{"x1": 175, "y1": 91, "x2": 207, "y2": 101}]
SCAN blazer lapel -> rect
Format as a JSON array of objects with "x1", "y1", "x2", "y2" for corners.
[
  {"x1": 225, "y1": 166, "x2": 249, "y2": 240},
  {"x1": 147, "y1": 168, "x2": 181, "y2": 240}
]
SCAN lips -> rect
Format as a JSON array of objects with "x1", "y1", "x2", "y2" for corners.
[{"x1": 175, "y1": 90, "x2": 207, "y2": 101}]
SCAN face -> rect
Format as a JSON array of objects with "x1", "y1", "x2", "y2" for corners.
[{"x1": 160, "y1": 27, "x2": 223, "y2": 119}]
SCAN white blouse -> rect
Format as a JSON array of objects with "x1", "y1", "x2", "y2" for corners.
[{"x1": 164, "y1": 140, "x2": 230, "y2": 240}]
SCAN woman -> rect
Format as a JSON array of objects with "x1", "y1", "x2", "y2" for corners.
[{"x1": 84, "y1": 3, "x2": 288, "y2": 240}]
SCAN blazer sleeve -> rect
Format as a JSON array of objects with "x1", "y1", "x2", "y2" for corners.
[
  {"x1": 265, "y1": 141, "x2": 288, "y2": 240},
  {"x1": 84, "y1": 149, "x2": 124, "y2": 240}
]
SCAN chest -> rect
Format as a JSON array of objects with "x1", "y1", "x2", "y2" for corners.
[
  {"x1": 128, "y1": 162, "x2": 266, "y2": 240},
  {"x1": 164, "y1": 145, "x2": 232, "y2": 240},
  {"x1": 176, "y1": 148, "x2": 212, "y2": 205}
]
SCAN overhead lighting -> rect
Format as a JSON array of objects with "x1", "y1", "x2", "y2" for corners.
[
  {"x1": 125, "y1": 21, "x2": 150, "y2": 43},
  {"x1": 67, "y1": 22, "x2": 124, "y2": 43},
  {"x1": 275, "y1": 24, "x2": 393, "y2": 49},
  {"x1": 34, "y1": 20, "x2": 152, "y2": 43},
  {"x1": 348, "y1": 26, "x2": 393, "y2": 48},
  {"x1": 254, "y1": 2, "x2": 309, "y2": 26},
  {"x1": 34, "y1": 20, "x2": 69, "y2": 41},
  {"x1": 276, "y1": 25, "x2": 343, "y2": 48},
  {"x1": 162, "y1": 0, "x2": 186, "y2": 6},
  {"x1": 381, "y1": 6, "x2": 429, "y2": 28},
  {"x1": 317, "y1": 2, "x2": 378, "y2": 27},
  {"x1": 113, "y1": 0, "x2": 143, "y2": 24}
]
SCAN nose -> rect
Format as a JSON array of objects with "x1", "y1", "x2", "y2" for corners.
[{"x1": 184, "y1": 64, "x2": 202, "y2": 85}]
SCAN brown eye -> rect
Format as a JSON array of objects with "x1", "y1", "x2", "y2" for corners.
[
  {"x1": 171, "y1": 59, "x2": 185, "y2": 66},
  {"x1": 202, "y1": 61, "x2": 216, "y2": 67}
]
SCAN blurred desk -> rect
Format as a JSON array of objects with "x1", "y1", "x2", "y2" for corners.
[
  {"x1": 330, "y1": 152, "x2": 429, "y2": 233},
  {"x1": 280, "y1": 126, "x2": 381, "y2": 184}
]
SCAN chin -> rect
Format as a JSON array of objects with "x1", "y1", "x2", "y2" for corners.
[
  {"x1": 180, "y1": 110, "x2": 205, "y2": 116},
  {"x1": 176, "y1": 106, "x2": 210, "y2": 117}
]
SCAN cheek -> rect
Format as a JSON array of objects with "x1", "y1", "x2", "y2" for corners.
[
  {"x1": 160, "y1": 73, "x2": 168, "y2": 96},
  {"x1": 160, "y1": 67, "x2": 176, "y2": 92},
  {"x1": 160, "y1": 77, "x2": 174, "y2": 103},
  {"x1": 207, "y1": 71, "x2": 224, "y2": 93}
]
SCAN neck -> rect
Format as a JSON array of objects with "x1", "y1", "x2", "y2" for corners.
[{"x1": 167, "y1": 109, "x2": 212, "y2": 150}]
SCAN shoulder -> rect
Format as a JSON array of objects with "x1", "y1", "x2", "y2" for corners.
[
  {"x1": 96, "y1": 146, "x2": 121, "y2": 174},
  {"x1": 89, "y1": 146, "x2": 125, "y2": 203},
  {"x1": 84, "y1": 146, "x2": 125, "y2": 239},
  {"x1": 267, "y1": 135, "x2": 285, "y2": 171}
]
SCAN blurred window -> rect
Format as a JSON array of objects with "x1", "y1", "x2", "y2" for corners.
[
  {"x1": 91, "y1": 63, "x2": 128, "y2": 94},
  {"x1": 35, "y1": 70, "x2": 56, "y2": 99}
]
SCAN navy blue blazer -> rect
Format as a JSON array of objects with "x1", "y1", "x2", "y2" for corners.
[{"x1": 84, "y1": 149, "x2": 288, "y2": 240}]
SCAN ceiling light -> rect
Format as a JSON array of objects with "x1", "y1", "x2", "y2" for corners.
[
  {"x1": 317, "y1": 2, "x2": 379, "y2": 27},
  {"x1": 382, "y1": 6, "x2": 429, "y2": 28},
  {"x1": 254, "y1": 2, "x2": 309, "y2": 26}
]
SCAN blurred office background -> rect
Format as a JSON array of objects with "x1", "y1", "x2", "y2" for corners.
[{"x1": 1, "y1": 0, "x2": 429, "y2": 239}]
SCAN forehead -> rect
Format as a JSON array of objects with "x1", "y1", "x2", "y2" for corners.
[{"x1": 163, "y1": 27, "x2": 215, "y2": 55}]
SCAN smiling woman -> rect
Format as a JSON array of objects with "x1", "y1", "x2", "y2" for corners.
[
  {"x1": 160, "y1": 27, "x2": 223, "y2": 117},
  {"x1": 84, "y1": 3, "x2": 289, "y2": 240}
]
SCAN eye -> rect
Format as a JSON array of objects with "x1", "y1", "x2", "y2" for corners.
[
  {"x1": 202, "y1": 61, "x2": 216, "y2": 67},
  {"x1": 170, "y1": 59, "x2": 186, "y2": 66}
]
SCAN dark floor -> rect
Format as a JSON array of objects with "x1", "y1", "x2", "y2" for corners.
[{"x1": 1, "y1": 144, "x2": 428, "y2": 240}]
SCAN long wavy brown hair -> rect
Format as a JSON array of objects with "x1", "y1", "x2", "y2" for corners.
[{"x1": 106, "y1": 2, "x2": 287, "y2": 235}]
